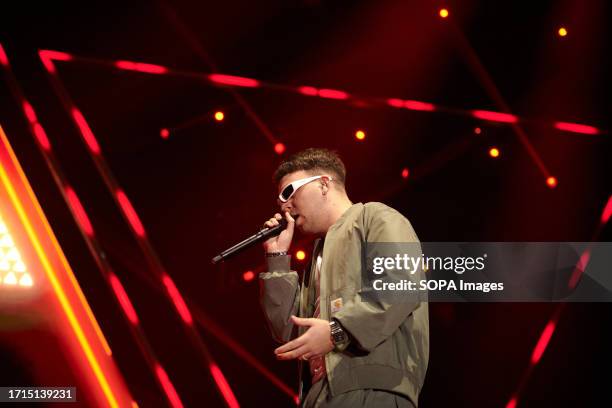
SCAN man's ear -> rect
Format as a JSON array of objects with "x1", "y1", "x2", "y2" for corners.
[{"x1": 320, "y1": 179, "x2": 329, "y2": 193}]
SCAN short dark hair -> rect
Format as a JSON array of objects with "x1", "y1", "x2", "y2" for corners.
[{"x1": 274, "y1": 148, "x2": 346, "y2": 186}]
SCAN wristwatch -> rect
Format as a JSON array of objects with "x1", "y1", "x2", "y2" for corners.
[{"x1": 329, "y1": 319, "x2": 349, "y2": 348}]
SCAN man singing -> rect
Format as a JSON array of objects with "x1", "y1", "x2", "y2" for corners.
[{"x1": 260, "y1": 148, "x2": 428, "y2": 407}]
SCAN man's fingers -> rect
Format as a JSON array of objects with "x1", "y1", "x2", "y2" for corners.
[
  {"x1": 284, "y1": 211, "x2": 295, "y2": 223},
  {"x1": 282, "y1": 211, "x2": 295, "y2": 234},
  {"x1": 291, "y1": 315, "x2": 314, "y2": 327},
  {"x1": 275, "y1": 334, "x2": 306, "y2": 354},
  {"x1": 264, "y1": 214, "x2": 281, "y2": 228},
  {"x1": 276, "y1": 345, "x2": 309, "y2": 361}
]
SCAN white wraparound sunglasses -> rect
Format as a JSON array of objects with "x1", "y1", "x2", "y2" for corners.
[{"x1": 278, "y1": 175, "x2": 332, "y2": 202}]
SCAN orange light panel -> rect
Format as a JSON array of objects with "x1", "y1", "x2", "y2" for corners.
[{"x1": 0, "y1": 125, "x2": 134, "y2": 407}]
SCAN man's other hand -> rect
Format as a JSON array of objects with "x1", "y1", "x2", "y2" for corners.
[{"x1": 274, "y1": 316, "x2": 333, "y2": 360}]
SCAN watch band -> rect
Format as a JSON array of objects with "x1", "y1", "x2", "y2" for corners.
[{"x1": 329, "y1": 319, "x2": 349, "y2": 347}]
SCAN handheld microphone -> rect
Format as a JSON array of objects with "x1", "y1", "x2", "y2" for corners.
[{"x1": 211, "y1": 217, "x2": 292, "y2": 264}]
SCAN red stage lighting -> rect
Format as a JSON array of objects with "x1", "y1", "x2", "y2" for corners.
[
  {"x1": 554, "y1": 121, "x2": 599, "y2": 135},
  {"x1": 387, "y1": 98, "x2": 404, "y2": 108},
  {"x1": 404, "y1": 100, "x2": 435, "y2": 111},
  {"x1": 439, "y1": 9, "x2": 449, "y2": 18},
  {"x1": 274, "y1": 143, "x2": 286, "y2": 155},
  {"x1": 505, "y1": 396, "x2": 518, "y2": 408},
  {"x1": 65, "y1": 187, "x2": 94, "y2": 237},
  {"x1": 210, "y1": 363, "x2": 240, "y2": 408},
  {"x1": 155, "y1": 364, "x2": 184, "y2": 408},
  {"x1": 116, "y1": 190, "x2": 146, "y2": 237},
  {"x1": 160, "y1": 128, "x2": 170, "y2": 139},
  {"x1": 318, "y1": 89, "x2": 349, "y2": 100},
  {"x1": 39, "y1": 50, "x2": 72, "y2": 62},
  {"x1": 489, "y1": 147, "x2": 500, "y2": 158},
  {"x1": 33, "y1": 123, "x2": 51, "y2": 151},
  {"x1": 214, "y1": 111, "x2": 225, "y2": 122},
  {"x1": 39, "y1": 50, "x2": 72, "y2": 74},
  {"x1": 355, "y1": 130, "x2": 366, "y2": 140},
  {"x1": 474, "y1": 127, "x2": 482, "y2": 135},
  {"x1": 530, "y1": 321, "x2": 556, "y2": 365},
  {"x1": 546, "y1": 177, "x2": 557, "y2": 188},
  {"x1": 601, "y1": 195, "x2": 612, "y2": 224},
  {"x1": 22, "y1": 101, "x2": 37, "y2": 124},
  {"x1": 558, "y1": 27, "x2": 568, "y2": 37},
  {"x1": 243, "y1": 270, "x2": 255, "y2": 282},
  {"x1": 71, "y1": 108, "x2": 102, "y2": 154},
  {"x1": 472, "y1": 110, "x2": 518, "y2": 123},
  {"x1": 209, "y1": 74, "x2": 259, "y2": 88},
  {"x1": 162, "y1": 274, "x2": 193, "y2": 326},
  {"x1": 401, "y1": 168, "x2": 410, "y2": 179},
  {"x1": 109, "y1": 273, "x2": 139, "y2": 325},
  {"x1": 0, "y1": 43, "x2": 8, "y2": 66},
  {"x1": 115, "y1": 61, "x2": 168, "y2": 75},
  {"x1": 298, "y1": 86, "x2": 318, "y2": 96}
]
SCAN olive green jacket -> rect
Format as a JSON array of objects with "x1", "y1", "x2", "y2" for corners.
[{"x1": 259, "y1": 202, "x2": 429, "y2": 406}]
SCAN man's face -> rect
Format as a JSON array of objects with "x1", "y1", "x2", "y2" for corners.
[{"x1": 277, "y1": 170, "x2": 327, "y2": 235}]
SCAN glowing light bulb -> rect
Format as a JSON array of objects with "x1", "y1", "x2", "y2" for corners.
[
  {"x1": 3, "y1": 272, "x2": 17, "y2": 285},
  {"x1": 274, "y1": 143, "x2": 286, "y2": 155},
  {"x1": 19, "y1": 273, "x2": 33, "y2": 287}
]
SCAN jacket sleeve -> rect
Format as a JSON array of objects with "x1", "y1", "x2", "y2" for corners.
[
  {"x1": 333, "y1": 205, "x2": 424, "y2": 352},
  {"x1": 259, "y1": 255, "x2": 300, "y2": 343}
]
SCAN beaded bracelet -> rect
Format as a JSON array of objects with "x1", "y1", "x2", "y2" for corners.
[{"x1": 265, "y1": 251, "x2": 288, "y2": 257}]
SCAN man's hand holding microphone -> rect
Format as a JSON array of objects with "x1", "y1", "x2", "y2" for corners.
[{"x1": 263, "y1": 211, "x2": 333, "y2": 361}]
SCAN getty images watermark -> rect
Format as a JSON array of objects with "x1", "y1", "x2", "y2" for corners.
[{"x1": 360, "y1": 242, "x2": 612, "y2": 302}]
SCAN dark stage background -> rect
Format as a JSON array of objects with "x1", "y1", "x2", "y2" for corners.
[{"x1": 0, "y1": 1, "x2": 610, "y2": 407}]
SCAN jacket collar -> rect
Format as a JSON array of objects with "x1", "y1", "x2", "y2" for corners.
[{"x1": 327, "y1": 202, "x2": 363, "y2": 235}]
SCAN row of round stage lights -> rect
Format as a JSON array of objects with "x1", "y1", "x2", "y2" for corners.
[
  {"x1": 161, "y1": 113, "x2": 557, "y2": 189},
  {"x1": 353, "y1": 127, "x2": 557, "y2": 187},
  {"x1": 160, "y1": 111, "x2": 288, "y2": 154},
  {"x1": 438, "y1": 7, "x2": 568, "y2": 38},
  {"x1": 160, "y1": 113, "x2": 557, "y2": 188},
  {"x1": 160, "y1": 115, "x2": 557, "y2": 190},
  {"x1": 159, "y1": 110, "x2": 226, "y2": 139}
]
